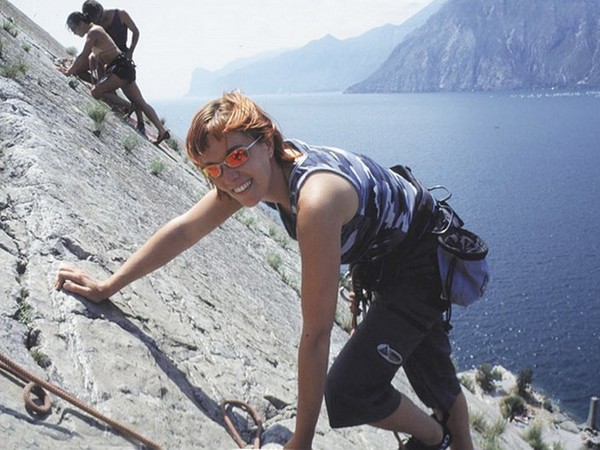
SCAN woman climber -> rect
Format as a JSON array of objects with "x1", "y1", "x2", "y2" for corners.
[{"x1": 55, "y1": 91, "x2": 474, "y2": 450}]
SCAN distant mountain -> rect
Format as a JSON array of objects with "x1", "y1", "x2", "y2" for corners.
[
  {"x1": 347, "y1": 0, "x2": 600, "y2": 93},
  {"x1": 186, "y1": 0, "x2": 446, "y2": 96}
]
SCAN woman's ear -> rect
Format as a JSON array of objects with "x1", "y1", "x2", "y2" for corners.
[{"x1": 264, "y1": 136, "x2": 274, "y2": 157}]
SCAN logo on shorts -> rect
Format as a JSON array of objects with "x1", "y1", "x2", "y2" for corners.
[{"x1": 377, "y1": 343, "x2": 403, "y2": 365}]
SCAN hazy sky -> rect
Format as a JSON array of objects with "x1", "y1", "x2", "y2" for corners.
[{"x1": 8, "y1": 0, "x2": 434, "y2": 99}]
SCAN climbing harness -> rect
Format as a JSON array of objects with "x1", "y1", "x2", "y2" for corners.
[
  {"x1": 221, "y1": 399, "x2": 263, "y2": 448},
  {"x1": 0, "y1": 351, "x2": 161, "y2": 449},
  {"x1": 339, "y1": 267, "x2": 374, "y2": 334}
]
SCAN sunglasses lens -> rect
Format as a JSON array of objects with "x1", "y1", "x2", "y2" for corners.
[
  {"x1": 201, "y1": 146, "x2": 250, "y2": 179},
  {"x1": 202, "y1": 165, "x2": 221, "y2": 179},
  {"x1": 225, "y1": 148, "x2": 248, "y2": 168}
]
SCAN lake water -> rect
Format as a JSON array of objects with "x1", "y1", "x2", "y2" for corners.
[{"x1": 154, "y1": 91, "x2": 600, "y2": 422}]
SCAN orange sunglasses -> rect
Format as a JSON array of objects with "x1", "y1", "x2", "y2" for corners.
[{"x1": 202, "y1": 136, "x2": 261, "y2": 179}]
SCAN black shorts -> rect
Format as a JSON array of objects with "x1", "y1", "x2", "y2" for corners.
[
  {"x1": 324, "y1": 233, "x2": 462, "y2": 428},
  {"x1": 104, "y1": 53, "x2": 136, "y2": 83}
]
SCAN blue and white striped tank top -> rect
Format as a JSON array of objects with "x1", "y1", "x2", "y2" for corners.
[{"x1": 271, "y1": 139, "x2": 419, "y2": 264}]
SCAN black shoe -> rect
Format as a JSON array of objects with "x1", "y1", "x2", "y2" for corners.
[
  {"x1": 405, "y1": 418, "x2": 451, "y2": 450},
  {"x1": 136, "y1": 121, "x2": 146, "y2": 137},
  {"x1": 153, "y1": 130, "x2": 170, "y2": 146}
]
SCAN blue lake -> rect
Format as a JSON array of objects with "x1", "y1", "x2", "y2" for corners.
[{"x1": 154, "y1": 91, "x2": 600, "y2": 421}]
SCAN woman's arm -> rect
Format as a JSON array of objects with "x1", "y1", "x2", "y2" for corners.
[
  {"x1": 60, "y1": 29, "x2": 97, "y2": 77},
  {"x1": 285, "y1": 172, "x2": 358, "y2": 449},
  {"x1": 119, "y1": 10, "x2": 140, "y2": 58},
  {"x1": 55, "y1": 189, "x2": 241, "y2": 302}
]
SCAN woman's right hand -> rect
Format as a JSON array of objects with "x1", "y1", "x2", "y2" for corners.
[{"x1": 54, "y1": 264, "x2": 112, "y2": 303}]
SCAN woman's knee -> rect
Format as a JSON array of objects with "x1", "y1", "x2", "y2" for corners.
[{"x1": 325, "y1": 370, "x2": 402, "y2": 428}]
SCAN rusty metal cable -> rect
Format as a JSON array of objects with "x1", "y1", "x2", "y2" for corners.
[
  {"x1": 221, "y1": 399, "x2": 263, "y2": 449},
  {"x1": 0, "y1": 351, "x2": 161, "y2": 449}
]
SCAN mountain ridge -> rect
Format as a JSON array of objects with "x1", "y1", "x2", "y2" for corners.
[
  {"x1": 348, "y1": 0, "x2": 600, "y2": 93},
  {"x1": 186, "y1": 0, "x2": 445, "y2": 96}
]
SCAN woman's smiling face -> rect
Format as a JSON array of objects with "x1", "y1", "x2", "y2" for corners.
[{"x1": 198, "y1": 132, "x2": 273, "y2": 207}]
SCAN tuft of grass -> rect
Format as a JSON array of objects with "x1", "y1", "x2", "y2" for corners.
[
  {"x1": 268, "y1": 226, "x2": 290, "y2": 249},
  {"x1": 471, "y1": 414, "x2": 506, "y2": 450},
  {"x1": 149, "y1": 159, "x2": 166, "y2": 175},
  {"x1": 486, "y1": 419, "x2": 506, "y2": 440},
  {"x1": 517, "y1": 367, "x2": 533, "y2": 399},
  {"x1": 476, "y1": 363, "x2": 497, "y2": 393},
  {"x1": 499, "y1": 394, "x2": 526, "y2": 419},
  {"x1": 86, "y1": 102, "x2": 109, "y2": 135},
  {"x1": 68, "y1": 78, "x2": 78, "y2": 90},
  {"x1": 280, "y1": 271, "x2": 300, "y2": 294},
  {"x1": 480, "y1": 439, "x2": 502, "y2": 450},
  {"x1": 0, "y1": 37, "x2": 4, "y2": 58},
  {"x1": 15, "y1": 287, "x2": 32, "y2": 327},
  {"x1": 65, "y1": 46, "x2": 78, "y2": 57},
  {"x1": 460, "y1": 375, "x2": 475, "y2": 393},
  {"x1": 0, "y1": 60, "x2": 28, "y2": 79},
  {"x1": 123, "y1": 134, "x2": 140, "y2": 152},
  {"x1": 3, "y1": 19, "x2": 18, "y2": 37},
  {"x1": 521, "y1": 421, "x2": 548, "y2": 450},
  {"x1": 31, "y1": 349, "x2": 51, "y2": 368},
  {"x1": 165, "y1": 137, "x2": 179, "y2": 152},
  {"x1": 16, "y1": 302, "x2": 32, "y2": 326},
  {"x1": 470, "y1": 411, "x2": 488, "y2": 433},
  {"x1": 21, "y1": 42, "x2": 31, "y2": 52},
  {"x1": 236, "y1": 212, "x2": 256, "y2": 228},
  {"x1": 267, "y1": 252, "x2": 283, "y2": 271}
]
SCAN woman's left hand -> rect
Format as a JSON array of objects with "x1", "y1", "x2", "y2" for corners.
[{"x1": 54, "y1": 264, "x2": 112, "y2": 303}]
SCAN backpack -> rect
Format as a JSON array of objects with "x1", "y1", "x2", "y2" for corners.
[{"x1": 390, "y1": 165, "x2": 490, "y2": 308}]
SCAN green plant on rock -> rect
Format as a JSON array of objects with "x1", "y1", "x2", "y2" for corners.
[
  {"x1": 16, "y1": 301, "x2": 32, "y2": 327},
  {"x1": 476, "y1": 363, "x2": 496, "y2": 393},
  {"x1": 86, "y1": 102, "x2": 109, "y2": 136},
  {"x1": 149, "y1": 159, "x2": 166, "y2": 176},
  {"x1": 280, "y1": 271, "x2": 299, "y2": 294},
  {"x1": 480, "y1": 439, "x2": 502, "y2": 450},
  {"x1": 499, "y1": 394, "x2": 526, "y2": 419},
  {"x1": 68, "y1": 78, "x2": 78, "y2": 90},
  {"x1": 517, "y1": 367, "x2": 533, "y2": 399},
  {"x1": 268, "y1": 226, "x2": 290, "y2": 249},
  {"x1": 3, "y1": 19, "x2": 18, "y2": 37},
  {"x1": 123, "y1": 134, "x2": 140, "y2": 152},
  {"x1": 471, "y1": 412, "x2": 506, "y2": 447},
  {"x1": 165, "y1": 137, "x2": 179, "y2": 152},
  {"x1": 267, "y1": 252, "x2": 283, "y2": 271},
  {"x1": 470, "y1": 411, "x2": 488, "y2": 433},
  {"x1": 0, "y1": 37, "x2": 4, "y2": 58},
  {"x1": 521, "y1": 420, "x2": 548, "y2": 450},
  {"x1": 486, "y1": 419, "x2": 506, "y2": 440},
  {"x1": 15, "y1": 287, "x2": 32, "y2": 327},
  {"x1": 65, "y1": 46, "x2": 78, "y2": 56},
  {"x1": 31, "y1": 349, "x2": 51, "y2": 368},
  {"x1": 0, "y1": 60, "x2": 28, "y2": 79},
  {"x1": 460, "y1": 374, "x2": 475, "y2": 394},
  {"x1": 236, "y1": 211, "x2": 255, "y2": 228},
  {"x1": 21, "y1": 42, "x2": 31, "y2": 52}
]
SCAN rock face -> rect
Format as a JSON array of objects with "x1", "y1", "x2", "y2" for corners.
[
  {"x1": 347, "y1": 0, "x2": 600, "y2": 93},
  {"x1": 0, "y1": 1, "x2": 587, "y2": 449}
]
